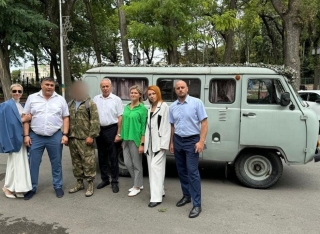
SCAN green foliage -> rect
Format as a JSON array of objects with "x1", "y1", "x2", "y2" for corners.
[{"x1": 11, "y1": 69, "x2": 20, "y2": 82}]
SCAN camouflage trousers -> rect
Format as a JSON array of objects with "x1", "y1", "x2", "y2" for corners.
[{"x1": 69, "y1": 138, "x2": 96, "y2": 181}]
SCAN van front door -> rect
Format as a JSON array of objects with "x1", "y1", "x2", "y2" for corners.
[
  {"x1": 203, "y1": 76, "x2": 241, "y2": 161},
  {"x1": 240, "y1": 76, "x2": 306, "y2": 163}
]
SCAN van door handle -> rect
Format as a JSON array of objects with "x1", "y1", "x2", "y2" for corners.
[{"x1": 242, "y1": 113, "x2": 256, "y2": 117}]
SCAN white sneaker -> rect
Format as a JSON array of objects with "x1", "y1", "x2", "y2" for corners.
[
  {"x1": 128, "y1": 186, "x2": 143, "y2": 192},
  {"x1": 128, "y1": 189, "x2": 141, "y2": 197}
]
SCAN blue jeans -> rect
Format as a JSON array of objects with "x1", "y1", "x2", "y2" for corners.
[
  {"x1": 174, "y1": 134, "x2": 201, "y2": 207},
  {"x1": 28, "y1": 131, "x2": 63, "y2": 192}
]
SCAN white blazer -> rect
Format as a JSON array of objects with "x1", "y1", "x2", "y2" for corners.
[{"x1": 144, "y1": 102, "x2": 171, "y2": 153}]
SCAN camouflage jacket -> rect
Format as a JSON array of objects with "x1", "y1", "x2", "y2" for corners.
[{"x1": 68, "y1": 96, "x2": 100, "y2": 139}]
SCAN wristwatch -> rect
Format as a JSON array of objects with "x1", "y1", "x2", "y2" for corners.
[
  {"x1": 63, "y1": 133, "x2": 68, "y2": 137},
  {"x1": 140, "y1": 143, "x2": 144, "y2": 146},
  {"x1": 117, "y1": 134, "x2": 121, "y2": 137}
]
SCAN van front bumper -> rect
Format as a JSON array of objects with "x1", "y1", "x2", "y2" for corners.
[{"x1": 314, "y1": 148, "x2": 320, "y2": 162}]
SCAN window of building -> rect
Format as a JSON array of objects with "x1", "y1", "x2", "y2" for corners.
[
  {"x1": 247, "y1": 79, "x2": 285, "y2": 104},
  {"x1": 209, "y1": 79, "x2": 236, "y2": 103},
  {"x1": 157, "y1": 78, "x2": 201, "y2": 101},
  {"x1": 107, "y1": 77, "x2": 148, "y2": 100}
]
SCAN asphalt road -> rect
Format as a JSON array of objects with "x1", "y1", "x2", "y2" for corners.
[{"x1": 1, "y1": 147, "x2": 320, "y2": 234}]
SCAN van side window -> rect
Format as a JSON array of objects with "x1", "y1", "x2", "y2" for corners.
[
  {"x1": 157, "y1": 78, "x2": 201, "y2": 101},
  {"x1": 108, "y1": 77, "x2": 148, "y2": 100},
  {"x1": 247, "y1": 79, "x2": 285, "y2": 104},
  {"x1": 209, "y1": 79, "x2": 236, "y2": 103}
]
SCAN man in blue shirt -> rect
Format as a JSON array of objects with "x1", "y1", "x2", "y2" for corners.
[{"x1": 169, "y1": 80, "x2": 208, "y2": 218}]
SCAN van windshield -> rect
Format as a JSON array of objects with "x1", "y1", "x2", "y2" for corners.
[{"x1": 288, "y1": 83, "x2": 306, "y2": 107}]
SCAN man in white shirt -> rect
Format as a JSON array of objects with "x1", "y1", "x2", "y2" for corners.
[
  {"x1": 23, "y1": 77, "x2": 69, "y2": 200},
  {"x1": 93, "y1": 78, "x2": 123, "y2": 193}
]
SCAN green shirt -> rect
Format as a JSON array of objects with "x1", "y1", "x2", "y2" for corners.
[{"x1": 121, "y1": 103, "x2": 147, "y2": 147}]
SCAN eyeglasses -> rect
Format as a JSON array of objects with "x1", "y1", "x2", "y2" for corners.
[{"x1": 12, "y1": 90, "x2": 22, "y2": 94}]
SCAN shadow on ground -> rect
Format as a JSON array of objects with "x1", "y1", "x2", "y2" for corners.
[{"x1": 0, "y1": 214, "x2": 69, "y2": 234}]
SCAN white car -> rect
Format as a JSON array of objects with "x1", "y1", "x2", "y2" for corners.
[
  {"x1": 298, "y1": 90, "x2": 320, "y2": 120},
  {"x1": 298, "y1": 90, "x2": 320, "y2": 134}
]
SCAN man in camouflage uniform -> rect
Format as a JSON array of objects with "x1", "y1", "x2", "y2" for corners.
[{"x1": 68, "y1": 81, "x2": 100, "y2": 197}]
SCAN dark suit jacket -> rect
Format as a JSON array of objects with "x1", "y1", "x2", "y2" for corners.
[{"x1": 0, "y1": 99, "x2": 23, "y2": 153}]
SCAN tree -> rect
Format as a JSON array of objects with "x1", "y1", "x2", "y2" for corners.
[
  {"x1": 117, "y1": 0, "x2": 130, "y2": 64},
  {"x1": 83, "y1": 0, "x2": 102, "y2": 65},
  {"x1": 271, "y1": 0, "x2": 303, "y2": 87},
  {"x1": 124, "y1": 0, "x2": 203, "y2": 64},
  {"x1": 0, "y1": 0, "x2": 52, "y2": 100}
]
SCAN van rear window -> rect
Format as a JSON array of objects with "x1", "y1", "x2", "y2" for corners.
[
  {"x1": 157, "y1": 78, "x2": 201, "y2": 101},
  {"x1": 107, "y1": 77, "x2": 148, "y2": 100},
  {"x1": 209, "y1": 79, "x2": 236, "y2": 103}
]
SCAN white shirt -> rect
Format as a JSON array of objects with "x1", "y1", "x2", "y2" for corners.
[
  {"x1": 93, "y1": 93, "x2": 123, "y2": 126},
  {"x1": 23, "y1": 91, "x2": 69, "y2": 136}
]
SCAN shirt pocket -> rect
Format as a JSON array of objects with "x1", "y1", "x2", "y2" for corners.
[{"x1": 49, "y1": 103, "x2": 62, "y2": 116}]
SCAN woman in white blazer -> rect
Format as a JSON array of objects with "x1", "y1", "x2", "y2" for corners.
[{"x1": 144, "y1": 85, "x2": 171, "y2": 208}]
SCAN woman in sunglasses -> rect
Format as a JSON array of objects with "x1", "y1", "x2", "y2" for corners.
[{"x1": 0, "y1": 84, "x2": 32, "y2": 198}]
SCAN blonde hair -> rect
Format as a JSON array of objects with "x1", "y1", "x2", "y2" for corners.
[
  {"x1": 129, "y1": 85, "x2": 144, "y2": 103},
  {"x1": 10, "y1": 83, "x2": 23, "y2": 92}
]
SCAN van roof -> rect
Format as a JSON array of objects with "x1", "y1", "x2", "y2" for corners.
[{"x1": 85, "y1": 66, "x2": 279, "y2": 75}]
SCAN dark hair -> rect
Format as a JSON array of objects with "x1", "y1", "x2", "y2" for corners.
[{"x1": 42, "y1": 77, "x2": 55, "y2": 83}]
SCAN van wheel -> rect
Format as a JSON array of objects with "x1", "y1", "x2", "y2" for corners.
[
  {"x1": 117, "y1": 143, "x2": 130, "y2": 176},
  {"x1": 235, "y1": 150, "x2": 283, "y2": 189}
]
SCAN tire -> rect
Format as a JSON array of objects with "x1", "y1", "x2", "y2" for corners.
[
  {"x1": 116, "y1": 143, "x2": 130, "y2": 176},
  {"x1": 235, "y1": 150, "x2": 283, "y2": 189}
]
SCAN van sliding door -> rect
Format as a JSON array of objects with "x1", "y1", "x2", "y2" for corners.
[{"x1": 203, "y1": 75, "x2": 241, "y2": 162}]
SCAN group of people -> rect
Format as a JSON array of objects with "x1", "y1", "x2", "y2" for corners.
[{"x1": 0, "y1": 77, "x2": 208, "y2": 218}]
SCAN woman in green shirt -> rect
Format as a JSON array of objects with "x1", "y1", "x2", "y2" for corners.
[{"x1": 121, "y1": 85, "x2": 147, "y2": 197}]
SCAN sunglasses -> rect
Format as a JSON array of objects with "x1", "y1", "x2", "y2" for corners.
[{"x1": 12, "y1": 90, "x2": 22, "y2": 94}]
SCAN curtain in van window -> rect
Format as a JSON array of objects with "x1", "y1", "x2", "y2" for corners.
[
  {"x1": 210, "y1": 80, "x2": 235, "y2": 103},
  {"x1": 118, "y1": 79, "x2": 147, "y2": 99}
]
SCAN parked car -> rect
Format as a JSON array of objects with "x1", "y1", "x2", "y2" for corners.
[{"x1": 298, "y1": 90, "x2": 320, "y2": 120}]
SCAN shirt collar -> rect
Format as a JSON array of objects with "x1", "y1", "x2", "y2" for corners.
[
  {"x1": 177, "y1": 95, "x2": 190, "y2": 104},
  {"x1": 100, "y1": 93, "x2": 113, "y2": 99},
  {"x1": 38, "y1": 90, "x2": 58, "y2": 98}
]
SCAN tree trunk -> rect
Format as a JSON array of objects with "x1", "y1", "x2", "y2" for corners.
[
  {"x1": 117, "y1": 0, "x2": 130, "y2": 64},
  {"x1": 271, "y1": 0, "x2": 302, "y2": 89},
  {"x1": 223, "y1": 31, "x2": 234, "y2": 63},
  {"x1": 83, "y1": 0, "x2": 102, "y2": 65},
  {"x1": 167, "y1": 45, "x2": 179, "y2": 64},
  {"x1": 0, "y1": 46, "x2": 11, "y2": 100},
  {"x1": 222, "y1": 0, "x2": 237, "y2": 63}
]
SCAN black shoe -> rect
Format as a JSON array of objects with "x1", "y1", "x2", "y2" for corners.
[
  {"x1": 189, "y1": 206, "x2": 202, "y2": 218},
  {"x1": 24, "y1": 190, "x2": 36, "y2": 200},
  {"x1": 176, "y1": 196, "x2": 191, "y2": 207},
  {"x1": 55, "y1": 188, "x2": 64, "y2": 198},
  {"x1": 112, "y1": 184, "x2": 119, "y2": 193},
  {"x1": 97, "y1": 181, "x2": 110, "y2": 189},
  {"x1": 148, "y1": 202, "x2": 161, "y2": 208}
]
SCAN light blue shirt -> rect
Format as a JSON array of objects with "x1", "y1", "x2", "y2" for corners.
[
  {"x1": 75, "y1": 101, "x2": 81, "y2": 111},
  {"x1": 169, "y1": 95, "x2": 207, "y2": 137}
]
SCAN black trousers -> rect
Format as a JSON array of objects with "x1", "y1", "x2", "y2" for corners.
[{"x1": 96, "y1": 124, "x2": 119, "y2": 184}]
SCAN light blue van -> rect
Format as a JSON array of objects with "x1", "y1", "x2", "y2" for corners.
[{"x1": 83, "y1": 65, "x2": 319, "y2": 189}]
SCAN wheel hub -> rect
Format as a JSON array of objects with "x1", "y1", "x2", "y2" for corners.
[{"x1": 244, "y1": 155, "x2": 272, "y2": 181}]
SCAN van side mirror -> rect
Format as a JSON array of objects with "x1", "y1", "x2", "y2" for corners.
[
  {"x1": 316, "y1": 99, "x2": 320, "y2": 104},
  {"x1": 280, "y1": 92, "x2": 291, "y2": 106}
]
